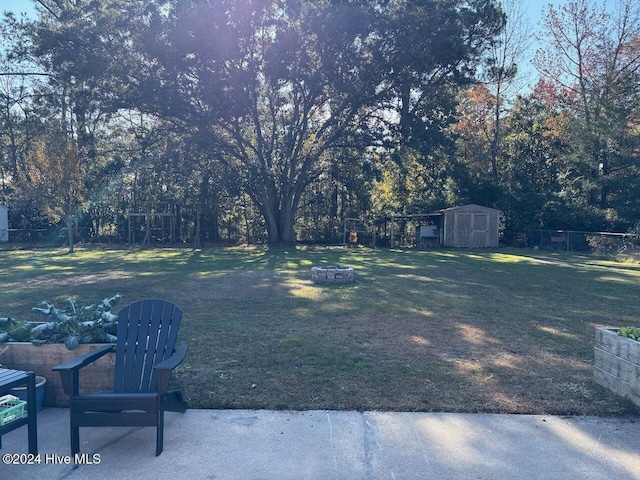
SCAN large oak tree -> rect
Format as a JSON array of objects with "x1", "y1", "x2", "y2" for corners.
[{"x1": 131, "y1": 0, "x2": 505, "y2": 244}]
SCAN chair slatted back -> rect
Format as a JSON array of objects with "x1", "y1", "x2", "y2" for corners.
[{"x1": 113, "y1": 299, "x2": 183, "y2": 393}]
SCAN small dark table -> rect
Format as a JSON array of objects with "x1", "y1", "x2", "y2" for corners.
[{"x1": 0, "y1": 368, "x2": 38, "y2": 454}]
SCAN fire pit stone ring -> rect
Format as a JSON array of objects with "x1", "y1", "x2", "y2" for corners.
[{"x1": 311, "y1": 265, "x2": 355, "y2": 285}]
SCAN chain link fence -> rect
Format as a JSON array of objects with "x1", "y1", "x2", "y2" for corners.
[
  {"x1": 2, "y1": 227, "x2": 123, "y2": 248},
  {"x1": 524, "y1": 229, "x2": 640, "y2": 259},
  {"x1": 3, "y1": 225, "x2": 640, "y2": 260}
]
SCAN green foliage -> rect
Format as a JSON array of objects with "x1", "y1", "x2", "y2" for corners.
[
  {"x1": 617, "y1": 327, "x2": 640, "y2": 342},
  {"x1": 127, "y1": 0, "x2": 505, "y2": 244},
  {"x1": 0, "y1": 294, "x2": 122, "y2": 350},
  {"x1": 0, "y1": 318, "x2": 33, "y2": 342},
  {"x1": 5, "y1": 0, "x2": 639, "y2": 247}
]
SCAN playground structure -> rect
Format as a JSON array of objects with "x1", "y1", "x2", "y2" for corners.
[
  {"x1": 127, "y1": 211, "x2": 176, "y2": 246},
  {"x1": 343, "y1": 218, "x2": 374, "y2": 247},
  {"x1": 127, "y1": 203, "x2": 204, "y2": 247},
  {"x1": 125, "y1": 202, "x2": 217, "y2": 247}
]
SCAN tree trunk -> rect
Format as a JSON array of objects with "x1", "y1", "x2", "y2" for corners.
[
  {"x1": 261, "y1": 195, "x2": 297, "y2": 246},
  {"x1": 490, "y1": 86, "x2": 501, "y2": 183},
  {"x1": 599, "y1": 152, "x2": 609, "y2": 210},
  {"x1": 66, "y1": 217, "x2": 74, "y2": 253},
  {"x1": 279, "y1": 208, "x2": 296, "y2": 245}
]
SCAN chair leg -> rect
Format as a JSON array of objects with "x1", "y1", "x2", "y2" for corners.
[
  {"x1": 156, "y1": 410, "x2": 164, "y2": 456},
  {"x1": 26, "y1": 372, "x2": 38, "y2": 454},
  {"x1": 71, "y1": 423, "x2": 80, "y2": 456}
]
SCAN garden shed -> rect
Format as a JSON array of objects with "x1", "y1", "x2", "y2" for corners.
[
  {"x1": 0, "y1": 204, "x2": 7, "y2": 242},
  {"x1": 440, "y1": 204, "x2": 499, "y2": 248}
]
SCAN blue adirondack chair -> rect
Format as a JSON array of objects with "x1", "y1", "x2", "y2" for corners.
[{"x1": 53, "y1": 299, "x2": 188, "y2": 456}]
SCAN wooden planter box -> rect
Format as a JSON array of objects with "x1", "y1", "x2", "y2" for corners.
[
  {"x1": 0, "y1": 343, "x2": 115, "y2": 407},
  {"x1": 594, "y1": 327, "x2": 640, "y2": 407}
]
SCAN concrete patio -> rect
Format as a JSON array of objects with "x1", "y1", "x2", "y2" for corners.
[{"x1": 1, "y1": 408, "x2": 639, "y2": 479}]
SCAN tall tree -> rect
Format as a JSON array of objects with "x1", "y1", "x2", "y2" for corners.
[
  {"x1": 454, "y1": 84, "x2": 496, "y2": 182},
  {"x1": 481, "y1": 0, "x2": 531, "y2": 182},
  {"x1": 9, "y1": 0, "x2": 159, "y2": 243},
  {"x1": 133, "y1": 0, "x2": 379, "y2": 244},
  {"x1": 26, "y1": 132, "x2": 85, "y2": 252},
  {"x1": 498, "y1": 91, "x2": 568, "y2": 237},
  {"x1": 30, "y1": 0, "x2": 148, "y2": 157},
  {"x1": 0, "y1": 10, "x2": 46, "y2": 205},
  {"x1": 132, "y1": 0, "x2": 505, "y2": 245},
  {"x1": 534, "y1": 0, "x2": 640, "y2": 226}
]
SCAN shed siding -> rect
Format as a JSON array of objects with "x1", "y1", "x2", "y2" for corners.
[{"x1": 441, "y1": 204, "x2": 499, "y2": 248}]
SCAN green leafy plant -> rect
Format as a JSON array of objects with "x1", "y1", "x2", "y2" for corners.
[
  {"x1": 0, "y1": 294, "x2": 122, "y2": 350},
  {"x1": 617, "y1": 326, "x2": 640, "y2": 342}
]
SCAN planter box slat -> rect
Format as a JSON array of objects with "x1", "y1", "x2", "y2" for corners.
[
  {"x1": 1, "y1": 343, "x2": 115, "y2": 407},
  {"x1": 595, "y1": 328, "x2": 640, "y2": 364},
  {"x1": 594, "y1": 327, "x2": 640, "y2": 408},
  {"x1": 594, "y1": 347, "x2": 640, "y2": 385},
  {"x1": 594, "y1": 368, "x2": 640, "y2": 406}
]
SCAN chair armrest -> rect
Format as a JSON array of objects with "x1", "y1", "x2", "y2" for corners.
[
  {"x1": 155, "y1": 344, "x2": 187, "y2": 371},
  {"x1": 52, "y1": 344, "x2": 115, "y2": 396},
  {"x1": 155, "y1": 344, "x2": 187, "y2": 394},
  {"x1": 52, "y1": 344, "x2": 115, "y2": 372}
]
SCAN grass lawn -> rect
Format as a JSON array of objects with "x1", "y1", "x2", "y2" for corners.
[{"x1": 1, "y1": 245, "x2": 639, "y2": 415}]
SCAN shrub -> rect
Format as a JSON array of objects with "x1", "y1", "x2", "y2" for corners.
[
  {"x1": 0, "y1": 294, "x2": 122, "y2": 350},
  {"x1": 617, "y1": 326, "x2": 640, "y2": 342}
]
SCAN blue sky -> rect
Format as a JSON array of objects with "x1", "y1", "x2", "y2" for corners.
[
  {"x1": 0, "y1": 0, "x2": 571, "y2": 25},
  {"x1": 0, "y1": 0, "x2": 36, "y2": 18}
]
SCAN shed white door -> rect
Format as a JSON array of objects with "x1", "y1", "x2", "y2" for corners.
[
  {"x1": 454, "y1": 213, "x2": 489, "y2": 247},
  {"x1": 453, "y1": 213, "x2": 471, "y2": 247},
  {"x1": 471, "y1": 213, "x2": 490, "y2": 247}
]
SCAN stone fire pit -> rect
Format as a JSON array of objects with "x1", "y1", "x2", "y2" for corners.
[{"x1": 311, "y1": 266, "x2": 355, "y2": 285}]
